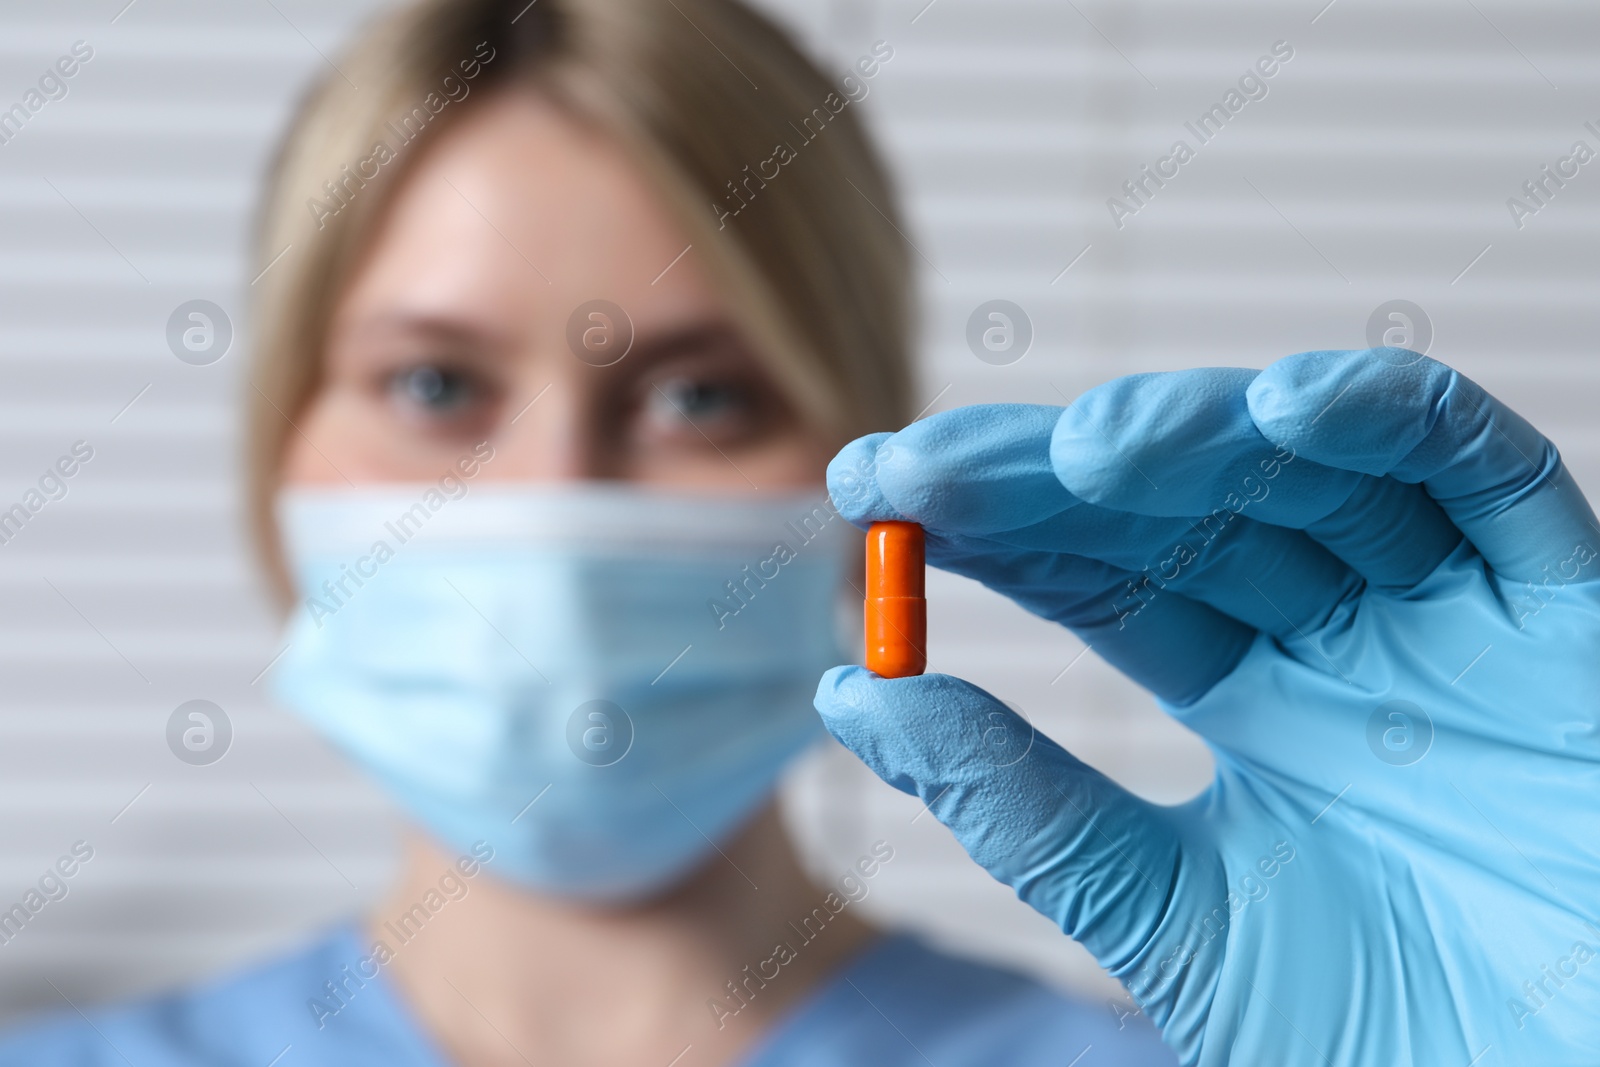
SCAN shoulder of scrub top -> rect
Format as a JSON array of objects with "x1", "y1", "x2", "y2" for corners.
[
  {"x1": 738, "y1": 931, "x2": 1178, "y2": 1067},
  {"x1": 0, "y1": 925, "x2": 1178, "y2": 1067},
  {"x1": 0, "y1": 920, "x2": 450, "y2": 1067}
]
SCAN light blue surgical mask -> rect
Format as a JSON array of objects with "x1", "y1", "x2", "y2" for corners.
[{"x1": 270, "y1": 481, "x2": 849, "y2": 902}]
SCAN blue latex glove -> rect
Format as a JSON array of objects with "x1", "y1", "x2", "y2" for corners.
[{"x1": 816, "y1": 350, "x2": 1600, "y2": 1066}]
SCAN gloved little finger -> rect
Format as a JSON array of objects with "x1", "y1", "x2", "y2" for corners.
[
  {"x1": 815, "y1": 664, "x2": 1188, "y2": 973},
  {"x1": 1247, "y1": 349, "x2": 1600, "y2": 585},
  {"x1": 897, "y1": 529, "x2": 1259, "y2": 706}
]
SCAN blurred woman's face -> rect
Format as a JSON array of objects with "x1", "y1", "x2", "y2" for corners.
[{"x1": 283, "y1": 89, "x2": 829, "y2": 490}]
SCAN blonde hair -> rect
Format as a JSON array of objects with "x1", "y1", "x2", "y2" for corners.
[{"x1": 246, "y1": 0, "x2": 913, "y2": 608}]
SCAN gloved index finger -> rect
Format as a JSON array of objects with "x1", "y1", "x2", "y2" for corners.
[
  {"x1": 828, "y1": 431, "x2": 912, "y2": 529},
  {"x1": 828, "y1": 405, "x2": 1081, "y2": 534}
]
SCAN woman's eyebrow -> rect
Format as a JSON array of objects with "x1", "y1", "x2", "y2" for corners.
[
  {"x1": 336, "y1": 311, "x2": 507, "y2": 350},
  {"x1": 333, "y1": 312, "x2": 752, "y2": 372},
  {"x1": 623, "y1": 321, "x2": 746, "y2": 366}
]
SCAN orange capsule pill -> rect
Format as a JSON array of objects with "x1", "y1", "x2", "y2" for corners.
[{"x1": 864, "y1": 521, "x2": 926, "y2": 678}]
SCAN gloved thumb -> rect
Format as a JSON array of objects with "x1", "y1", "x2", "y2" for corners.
[{"x1": 815, "y1": 665, "x2": 1185, "y2": 976}]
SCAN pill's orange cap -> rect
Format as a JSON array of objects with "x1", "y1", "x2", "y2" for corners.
[{"x1": 864, "y1": 521, "x2": 926, "y2": 678}]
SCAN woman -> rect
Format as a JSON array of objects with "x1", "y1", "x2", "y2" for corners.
[{"x1": 0, "y1": 0, "x2": 1174, "y2": 1063}]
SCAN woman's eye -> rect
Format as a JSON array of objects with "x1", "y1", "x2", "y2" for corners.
[
  {"x1": 647, "y1": 376, "x2": 748, "y2": 429},
  {"x1": 387, "y1": 365, "x2": 478, "y2": 416}
]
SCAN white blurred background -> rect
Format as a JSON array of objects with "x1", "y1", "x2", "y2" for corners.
[{"x1": 2, "y1": 0, "x2": 1597, "y2": 1025}]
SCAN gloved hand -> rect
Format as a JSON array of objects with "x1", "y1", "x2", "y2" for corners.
[{"x1": 816, "y1": 350, "x2": 1600, "y2": 1066}]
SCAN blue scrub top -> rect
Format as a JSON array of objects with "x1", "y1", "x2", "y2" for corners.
[{"x1": 0, "y1": 923, "x2": 1175, "y2": 1066}]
